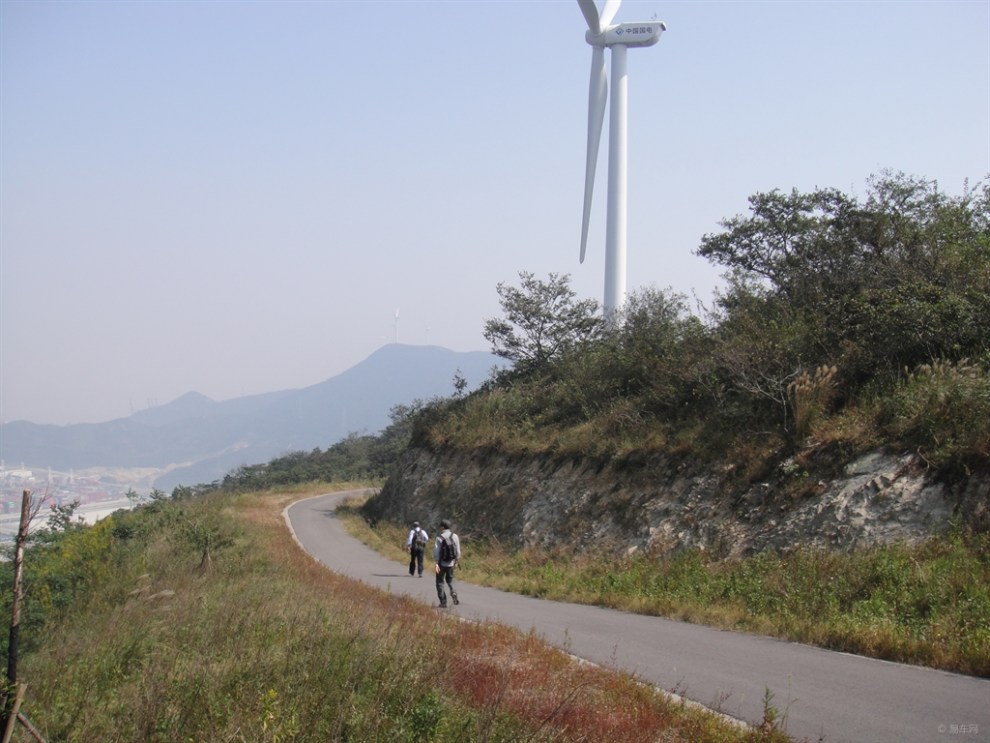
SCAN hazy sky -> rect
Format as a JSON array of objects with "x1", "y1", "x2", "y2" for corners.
[{"x1": 2, "y1": 0, "x2": 987, "y2": 426}]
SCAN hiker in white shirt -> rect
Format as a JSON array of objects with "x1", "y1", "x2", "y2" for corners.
[
  {"x1": 433, "y1": 519, "x2": 461, "y2": 608},
  {"x1": 406, "y1": 521, "x2": 429, "y2": 577}
]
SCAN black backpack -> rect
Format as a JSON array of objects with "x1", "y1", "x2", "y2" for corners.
[{"x1": 438, "y1": 534, "x2": 456, "y2": 563}]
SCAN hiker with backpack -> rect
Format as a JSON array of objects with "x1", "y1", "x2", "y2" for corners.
[
  {"x1": 433, "y1": 519, "x2": 461, "y2": 608},
  {"x1": 406, "y1": 521, "x2": 429, "y2": 577}
]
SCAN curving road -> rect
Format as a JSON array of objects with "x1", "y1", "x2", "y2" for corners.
[{"x1": 285, "y1": 491, "x2": 989, "y2": 743}]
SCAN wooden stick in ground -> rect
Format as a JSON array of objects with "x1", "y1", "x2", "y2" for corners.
[
  {"x1": 0, "y1": 682, "x2": 25, "y2": 743},
  {"x1": 2, "y1": 491, "x2": 32, "y2": 737},
  {"x1": 16, "y1": 710, "x2": 47, "y2": 743}
]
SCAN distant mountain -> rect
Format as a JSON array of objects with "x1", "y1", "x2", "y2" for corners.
[
  {"x1": 129, "y1": 391, "x2": 220, "y2": 426},
  {"x1": 0, "y1": 345, "x2": 504, "y2": 489}
]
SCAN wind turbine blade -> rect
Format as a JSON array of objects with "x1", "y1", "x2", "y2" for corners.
[
  {"x1": 580, "y1": 46, "x2": 607, "y2": 264},
  {"x1": 599, "y1": 0, "x2": 621, "y2": 28},
  {"x1": 577, "y1": 0, "x2": 601, "y2": 35}
]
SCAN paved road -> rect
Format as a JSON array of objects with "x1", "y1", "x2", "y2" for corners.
[{"x1": 285, "y1": 490, "x2": 989, "y2": 743}]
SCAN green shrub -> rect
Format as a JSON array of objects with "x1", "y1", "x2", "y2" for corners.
[{"x1": 880, "y1": 358, "x2": 990, "y2": 468}]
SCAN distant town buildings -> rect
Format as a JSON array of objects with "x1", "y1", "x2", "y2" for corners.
[{"x1": 0, "y1": 462, "x2": 144, "y2": 543}]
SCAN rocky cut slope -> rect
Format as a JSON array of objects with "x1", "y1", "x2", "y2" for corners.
[{"x1": 363, "y1": 446, "x2": 990, "y2": 557}]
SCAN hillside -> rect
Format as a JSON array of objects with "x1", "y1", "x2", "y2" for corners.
[{"x1": 363, "y1": 174, "x2": 990, "y2": 555}]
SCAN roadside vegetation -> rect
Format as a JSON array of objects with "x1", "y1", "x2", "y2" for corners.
[
  {"x1": 1, "y1": 486, "x2": 790, "y2": 743},
  {"x1": 340, "y1": 502, "x2": 990, "y2": 677},
  {"x1": 426, "y1": 172, "x2": 990, "y2": 482},
  {"x1": 208, "y1": 402, "x2": 423, "y2": 491}
]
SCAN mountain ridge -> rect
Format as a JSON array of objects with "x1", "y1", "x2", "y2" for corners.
[{"x1": 0, "y1": 344, "x2": 502, "y2": 488}]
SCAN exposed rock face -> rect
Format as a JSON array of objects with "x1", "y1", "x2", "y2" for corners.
[{"x1": 363, "y1": 447, "x2": 989, "y2": 557}]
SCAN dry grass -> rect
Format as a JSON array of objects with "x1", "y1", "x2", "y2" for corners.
[{"x1": 11, "y1": 485, "x2": 789, "y2": 743}]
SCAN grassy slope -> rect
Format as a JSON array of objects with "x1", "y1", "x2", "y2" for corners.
[{"x1": 9, "y1": 484, "x2": 790, "y2": 743}]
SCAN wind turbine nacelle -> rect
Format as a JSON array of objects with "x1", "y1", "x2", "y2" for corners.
[{"x1": 591, "y1": 22, "x2": 666, "y2": 48}]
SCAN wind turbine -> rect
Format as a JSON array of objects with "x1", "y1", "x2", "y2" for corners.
[{"x1": 577, "y1": 0, "x2": 665, "y2": 316}]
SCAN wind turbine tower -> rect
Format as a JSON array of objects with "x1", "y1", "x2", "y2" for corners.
[{"x1": 577, "y1": 0, "x2": 665, "y2": 316}]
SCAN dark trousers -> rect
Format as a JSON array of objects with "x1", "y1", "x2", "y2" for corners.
[
  {"x1": 409, "y1": 548, "x2": 425, "y2": 576},
  {"x1": 436, "y1": 564, "x2": 458, "y2": 605}
]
